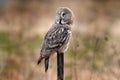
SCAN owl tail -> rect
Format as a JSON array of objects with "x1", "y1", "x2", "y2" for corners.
[
  {"x1": 44, "y1": 57, "x2": 49, "y2": 72},
  {"x1": 37, "y1": 56, "x2": 43, "y2": 64}
]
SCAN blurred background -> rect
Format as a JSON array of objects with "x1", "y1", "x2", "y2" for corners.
[{"x1": 0, "y1": 0, "x2": 120, "y2": 80}]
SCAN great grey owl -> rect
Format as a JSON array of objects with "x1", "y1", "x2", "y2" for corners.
[{"x1": 37, "y1": 7, "x2": 73, "y2": 72}]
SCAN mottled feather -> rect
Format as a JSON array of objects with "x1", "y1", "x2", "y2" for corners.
[{"x1": 37, "y1": 7, "x2": 73, "y2": 72}]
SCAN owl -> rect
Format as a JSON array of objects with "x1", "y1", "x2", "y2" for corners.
[{"x1": 37, "y1": 7, "x2": 73, "y2": 72}]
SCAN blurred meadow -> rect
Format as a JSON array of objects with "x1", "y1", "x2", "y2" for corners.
[{"x1": 0, "y1": 0, "x2": 120, "y2": 80}]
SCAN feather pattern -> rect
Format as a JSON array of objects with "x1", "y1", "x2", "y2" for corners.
[{"x1": 37, "y1": 7, "x2": 73, "y2": 72}]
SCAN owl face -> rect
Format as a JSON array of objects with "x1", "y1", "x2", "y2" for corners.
[{"x1": 55, "y1": 7, "x2": 73, "y2": 25}]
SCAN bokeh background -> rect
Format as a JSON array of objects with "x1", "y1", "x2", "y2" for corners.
[{"x1": 0, "y1": 0, "x2": 120, "y2": 80}]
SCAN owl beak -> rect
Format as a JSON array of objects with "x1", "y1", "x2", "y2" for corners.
[
  {"x1": 61, "y1": 20, "x2": 66, "y2": 24},
  {"x1": 61, "y1": 19, "x2": 73, "y2": 25}
]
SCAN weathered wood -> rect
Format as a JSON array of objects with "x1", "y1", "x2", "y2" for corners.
[{"x1": 57, "y1": 52, "x2": 64, "y2": 80}]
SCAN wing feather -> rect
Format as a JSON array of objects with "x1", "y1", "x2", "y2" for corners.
[{"x1": 44, "y1": 24, "x2": 71, "y2": 50}]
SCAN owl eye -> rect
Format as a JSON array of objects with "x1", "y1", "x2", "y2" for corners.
[
  {"x1": 62, "y1": 13, "x2": 65, "y2": 16},
  {"x1": 61, "y1": 12, "x2": 65, "y2": 18}
]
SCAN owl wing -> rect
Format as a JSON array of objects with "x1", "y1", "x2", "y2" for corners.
[{"x1": 44, "y1": 25, "x2": 71, "y2": 50}]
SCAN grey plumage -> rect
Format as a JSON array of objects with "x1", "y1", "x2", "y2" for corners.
[{"x1": 37, "y1": 7, "x2": 73, "y2": 72}]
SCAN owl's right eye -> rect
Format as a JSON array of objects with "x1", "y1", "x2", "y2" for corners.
[
  {"x1": 61, "y1": 12, "x2": 65, "y2": 18},
  {"x1": 62, "y1": 13, "x2": 65, "y2": 16}
]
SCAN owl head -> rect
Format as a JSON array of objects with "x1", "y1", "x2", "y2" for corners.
[{"x1": 55, "y1": 7, "x2": 73, "y2": 25}]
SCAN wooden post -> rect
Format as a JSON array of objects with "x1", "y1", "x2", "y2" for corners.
[{"x1": 57, "y1": 52, "x2": 64, "y2": 80}]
